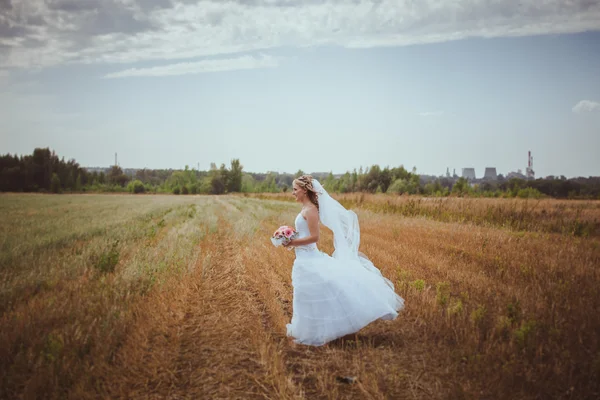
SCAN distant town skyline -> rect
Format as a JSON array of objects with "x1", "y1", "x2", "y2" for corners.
[{"x1": 83, "y1": 150, "x2": 568, "y2": 181}]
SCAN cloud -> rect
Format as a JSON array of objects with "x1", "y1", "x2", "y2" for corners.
[
  {"x1": 0, "y1": 0, "x2": 12, "y2": 11},
  {"x1": 103, "y1": 54, "x2": 280, "y2": 78},
  {"x1": 0, "y1": 16, "x2": 30, "y2": 38},
  {"x1": 572, "y1": 100, "x2": 600, "y2": 113},
  {"x1": 1, "y1": 0, "x2": 599, "y2": 70},
  {"x1": 44, "y1": 0, "x2": 157, "y2": 36}
]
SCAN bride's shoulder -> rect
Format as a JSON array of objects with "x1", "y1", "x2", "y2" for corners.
[{"x1": 303, "y1": 205, "x2": 319, "y2": 219}]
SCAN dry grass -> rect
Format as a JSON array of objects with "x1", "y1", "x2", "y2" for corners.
[
  {"x1": 1, "y1": 193, "x2": 599, "y2": 399},
  {"x1": 250, "y1": 193, "x2": 600, "y2": 237}
]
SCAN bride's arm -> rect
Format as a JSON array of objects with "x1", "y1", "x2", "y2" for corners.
[{"x1": 285, "y1": 207, "x2": 320, "y2": 247}]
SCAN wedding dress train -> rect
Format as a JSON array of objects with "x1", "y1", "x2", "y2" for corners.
[{"x1": 286, "y1": 211, "x2": 404, "y2": 346}]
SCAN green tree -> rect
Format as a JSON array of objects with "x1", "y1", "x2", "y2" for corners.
[
  {"x1": 241, "y1": 173, "x2": 256, "y2": 193},
  {"x1": 452, "y1": 177, "x2": 470, "y2": 196},
  {"x1": 75, "y1": 174, "x2": 82, "y2": 191},
  {"x1": 424, "y1": 180, "x2": 443, "y2": 196},
  {"x1": 168, "y1": 170, "x2": 188, "y2": 190},
  {"x1": 259, "y1": 173, "x2": 278, "y2": 192},
  {"x1": 66, "y1": 170, "x2": 75, "y2": 190},
  {"x1": 50, "y1": 173, "x2": 61, "y2": 193},
  {"x1": 219, "y1": 163, "x2": 229, "y2": 191},
  {"x1": 228, "y1": 159, "x2": 243, "y2": 192},
  {"x1": 211, "y1": 175, "x2": 226, "y2": 194},
  {"x1": 324, "y1": 172, "x2": 336, "y2": 191},
  {"x1": 107, "y1": 166, "x2": 129, "y2": 187}
]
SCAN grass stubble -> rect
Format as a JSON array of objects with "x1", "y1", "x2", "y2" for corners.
[{"x1": 1, "y1": 193, "x2": 599, "y2": 399}]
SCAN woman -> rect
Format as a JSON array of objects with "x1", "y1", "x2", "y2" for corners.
[{"x1": 283, "y1": 175, "x2": 404, "y2": 346}]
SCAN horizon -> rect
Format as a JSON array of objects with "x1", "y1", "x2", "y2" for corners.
[
  {"x1": 1, "y1": 1, "x2": 599, "y2": 179},
  {"x1": 6, "y1": 146, "x2": 595, "y2": 179}
]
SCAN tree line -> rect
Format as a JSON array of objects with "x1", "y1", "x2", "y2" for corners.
[{"x1": 1, "y1": 148, "x2": 599, "y2": 199}]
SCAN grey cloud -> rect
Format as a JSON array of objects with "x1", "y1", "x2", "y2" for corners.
[
  {"x1": 43, "y1": 0, "x2": 156, "y2": 35},
  {"x1": 0, "y1": 0, "x2": 12, "y2": 11},
  {"x1": 2, "y1": 0, "x2": 600, "y2": 70},
  {"x1": 177, "y1": 0, "x2": 332, "y2": 7},
  {"x1": 26, "y1": 15, "x2": 46, "y2": 26},
  {"x1": 45, "y1": 0, "x2": 100, "y2": 12},
  {"x1": 22, "y1": 37, "x2": 46, "y2": 48},
  {"x1": 137, "y1": 0, "x2": 174, "y2": 12},
  {"x1": 0, "y1": 18, "x2": 29, "y2": 38},
  {"x1": 80, "y1": 7, "x2": 155, "y2": 35}
]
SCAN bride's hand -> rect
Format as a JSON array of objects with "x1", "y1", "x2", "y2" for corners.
[{"x1": 283, "y1": 239, "x2": 294, "y2": 248}]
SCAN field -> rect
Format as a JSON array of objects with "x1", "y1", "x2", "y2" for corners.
[{"x1": 1, "y1": 193, "x2": 599, "y2": 399}]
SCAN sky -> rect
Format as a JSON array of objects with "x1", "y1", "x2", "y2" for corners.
[{"x1": 1, "y1": 0, "x2": 599, "y2": 179}]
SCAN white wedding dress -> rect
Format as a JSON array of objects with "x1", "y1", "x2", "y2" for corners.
[{"x1": 286, "y1": 211, "x2": 405, "y2": 346}]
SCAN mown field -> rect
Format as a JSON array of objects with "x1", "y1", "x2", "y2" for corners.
[{"x1": 1, "y1": 193, "x2": 599, "y2": 399}]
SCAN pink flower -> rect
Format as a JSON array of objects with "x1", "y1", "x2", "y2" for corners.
[{"x1": 272, "y1": 225, "x2": 296, "y2": 240}]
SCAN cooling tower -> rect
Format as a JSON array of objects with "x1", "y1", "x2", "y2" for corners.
[
  {"x1": 462, "y1": 168, "x2": 476, "y2": 180},
  {"x1": 483, "y1": 167, "x2": 497, "y2": 180}
]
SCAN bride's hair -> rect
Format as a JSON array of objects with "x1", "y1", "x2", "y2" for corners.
[{"x1": 294, "y1": 175, "x2": 319, "y2": 210}]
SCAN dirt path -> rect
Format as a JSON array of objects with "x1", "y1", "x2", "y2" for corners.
[{"x1": 100, "y1": 232, "x2": 297, "y2": 399}]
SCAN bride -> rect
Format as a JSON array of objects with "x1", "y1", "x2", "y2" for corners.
[{"x1": 282, "y1": 175, "x2": 404, "y2": 346}]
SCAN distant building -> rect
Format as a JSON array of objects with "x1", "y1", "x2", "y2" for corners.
[
  {"x1": 483, "y1": 167, "x2": 497, "y2": 180},
  {"x1": 462, "y1": 168, "x2": 476, "y2": 180},
  {"x1": 507, "y1": 151, "x2": 536, "y2": 180},
  {"x1": 84, "y1": 167, "x2": 109, "y2": 174},
  {"x1": 507, "y1": 169, "x2": 527, "y2": 180}
]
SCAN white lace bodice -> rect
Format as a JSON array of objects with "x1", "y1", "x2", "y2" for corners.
[{"x1": 294, "y1": 212, "x2": 318, "y2": 253}]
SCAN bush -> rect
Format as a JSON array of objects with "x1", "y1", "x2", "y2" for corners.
[
  {"x1": 173, "y1": 187, "x2": 180, "y2": 195},
  {"x1": 181, "y1": 185, "x2": 189, "y2": 195},
  {"x1": 128, "y1": 180, "x2": 145, "y2": 194},
  {"x1": 387, "y1": 179, "x2": 418, "y2": 195},
  {"x1": 517, "y1": 187, "x2": 543, "y2": 199},
  {"x1": 95, "y1": 240, "x2": 120, "y2": 273},
  {"x1": 412, "y1": 279, "x2": 425, "y2": 291},
  {"x1": 436, "y1": 281, "x2": 450, "y2": 307}
]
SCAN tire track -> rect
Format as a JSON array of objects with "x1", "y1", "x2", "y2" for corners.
[{"x1": 111, "y1": 218, "x2": 300, "y2": 399}]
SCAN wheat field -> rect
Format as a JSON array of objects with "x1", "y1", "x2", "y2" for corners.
[{"x1": 1, "y1": 193, "x2": 599, "y2": 399}]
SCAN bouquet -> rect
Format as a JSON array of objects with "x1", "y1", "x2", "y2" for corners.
[{"x1": 271, "y1": 225, "x2": 298, "y2": 248}]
